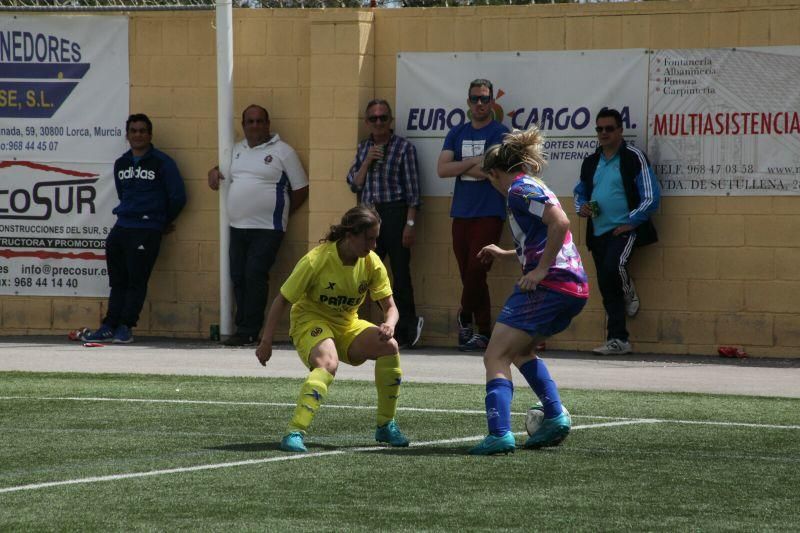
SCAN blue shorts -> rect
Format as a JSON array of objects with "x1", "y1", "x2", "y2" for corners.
[{"x1": 496, "y1": 285, "x2": 586, "y2": 338}]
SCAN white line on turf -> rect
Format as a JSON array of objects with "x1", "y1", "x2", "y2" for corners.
[
  {"x1": 1, "y1": 396, "x2": 800, "y2": 429},
  {"x1": 0, "y1": 451, "x2": 346, "y2": 494},
  {"x1": 0, "y1": 419, "x2": 654, "y2": 495}
]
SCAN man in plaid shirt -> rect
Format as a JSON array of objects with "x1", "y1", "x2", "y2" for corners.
[{"x1": 346, "y1": 99, "x2": 424, "y2": 348}]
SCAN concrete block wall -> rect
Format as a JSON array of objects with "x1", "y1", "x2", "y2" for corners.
[
  {"x1": 307, "y1": 10, "x2": 375, "y2": 242},
  {"x1": 3, "y1": 0, "x2": 800, "y2": 357},
  {"x1": 371, "y1": 0, "x2": 800, "y2": 357},
  {"x1": 0, "y1": 10, "x2": 312, "y2": 340}
]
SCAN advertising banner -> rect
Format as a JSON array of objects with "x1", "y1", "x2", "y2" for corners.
[
  {"x1": 396, "y1": 50, "x2": 649, "y2": 197},
  {"x1": 648, "y1": 47, "x2": 800, "y2": 196},
  {"x1": 0, "y1": 15, "x2": 128, "y2": 296}
]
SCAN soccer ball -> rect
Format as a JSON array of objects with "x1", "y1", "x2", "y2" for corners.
[
  {"x1": 525, "y1": 404, "x2": 545, "y2": 436},
  {"x1": 525, "y1": 403, "x2": 570, "y2": 436}
]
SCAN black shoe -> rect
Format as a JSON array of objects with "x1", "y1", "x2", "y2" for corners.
[
  {"x1": 222, "y1": 333, "x2": 256, "y2": 347},
  {"x1": 395, "y1": 332, "x2": 410, "y2": 350},
  {"x1": 459, "y1": 333, "x2": 490, "y2": 352}
]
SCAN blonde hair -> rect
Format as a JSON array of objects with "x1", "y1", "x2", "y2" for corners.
[{"x1": 482, "y1": 126, "x2": 547, "y2": 176}]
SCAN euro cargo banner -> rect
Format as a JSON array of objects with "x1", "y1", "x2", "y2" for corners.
[
  {"x1": 648, "y1": 47, "x2": 800, "y2": 195},
  {"x1": 398, "y1": 48, "x2": 800, "y2": 198},
  {"x1": 0, "y1": 15, "x2": 128, "y2": 296},
  {"x1": 396, "y1": 51, "x2": 649, "y2": 197}
]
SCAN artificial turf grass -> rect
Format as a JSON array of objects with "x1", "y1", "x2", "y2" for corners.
[
  {"x1": 3, "y1": 370, "x2": 799, "y2": 421},
  {"x1": 1, "y1": 371, "x2": 799, "y2": 531}
]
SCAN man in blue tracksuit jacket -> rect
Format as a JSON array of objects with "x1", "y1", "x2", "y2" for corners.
[
  {"x1": 574, "y1": 108, "x2": 660, "y2": 356},
  {"x1": 82, "y1": 113, "x2": 186, "y2": 344}
]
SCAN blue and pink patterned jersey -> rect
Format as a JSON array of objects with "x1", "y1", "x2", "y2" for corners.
[{"x1": 506, "y1": 174, "x2": 589, "y2": 299}]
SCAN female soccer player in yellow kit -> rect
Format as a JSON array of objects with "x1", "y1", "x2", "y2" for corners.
[{"x1": 255, "y1": 206, "x2": 410, "y2": 452}]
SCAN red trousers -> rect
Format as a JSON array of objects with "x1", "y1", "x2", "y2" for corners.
[{"x1": 451, "y1": 216, "x2": 504, "y2": 335}]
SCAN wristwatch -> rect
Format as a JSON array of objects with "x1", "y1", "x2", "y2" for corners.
[{"x1": 406, "y1": 220, "x2": 415, "y2": 227}]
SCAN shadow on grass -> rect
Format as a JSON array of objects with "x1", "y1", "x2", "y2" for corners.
[
  {"x1": 209, "y1": 441, "x2": 341, "y2": 453},
  {"x1": 346, "y1": 444, "x2": 475, "y2": 457},
  {"x1": 210, "y1": 441, "x2": 478, "y2": 456},
  {"x1": 374, "y1": 444, "x2": 567, "y2": 457}
]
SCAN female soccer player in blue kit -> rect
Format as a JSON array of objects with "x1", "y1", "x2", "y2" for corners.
[
  {"x1": 255, "y1": 206, "x2": 409, "y2": 453},
  {"x1": 469, "y1": 127, "x2": 590, "y2": 455}
]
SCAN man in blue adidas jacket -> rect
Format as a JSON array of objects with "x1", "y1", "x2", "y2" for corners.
[
  {"x1": 574, "y1": 108, "x2": 660, "y2": 356},
  {"x1": 82, "y1": 113, "x2": 186, "y2": 344}
]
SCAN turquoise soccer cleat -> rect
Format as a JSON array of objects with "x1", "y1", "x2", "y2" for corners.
[
  {"x1": 279, "y1": 431, "x2": 307, "y2": 453},
  {"x1": 524, "y1": 410, "x2": 572, "y2": 449},
  {"x1": 375, "y1": 420, "x2": 410, "y2": 447},
  {"x1": 468, "y1": 431, "x2": 516, "y2": 456}
]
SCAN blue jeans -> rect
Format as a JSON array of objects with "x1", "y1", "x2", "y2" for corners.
[{"x1": 229, "y1": 227, "x2": 284, "y2": 337}]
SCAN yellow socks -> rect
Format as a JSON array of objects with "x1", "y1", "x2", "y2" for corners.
[
  {"x1": 374, "y1": 354, "x2": 402, "y2": 426},
  {"x1": 287, "y1": 367, "x2": 334, "y2": 433},
  {"x1": 286, "y1": 357, "x2": 401, "y2": 432}
]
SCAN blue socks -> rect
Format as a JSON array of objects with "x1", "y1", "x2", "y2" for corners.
[
  {"x1": 485, "y1": 378, "x2": 513, "y2": 436},
  {"x1": 519, "y1": 359, "x2": 563, "y2": 419},
  {"x1": 484, "y1": 360, "x2": 562, "y2": 435}
]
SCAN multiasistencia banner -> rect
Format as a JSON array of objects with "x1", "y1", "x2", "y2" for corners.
[{"x1": 397, "y1": 47, "x2": 800, "y2": 198}]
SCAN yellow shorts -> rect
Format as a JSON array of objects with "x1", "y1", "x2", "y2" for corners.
[{"x1": 290, "y1": 316, "x2": 375, "y2": 369}]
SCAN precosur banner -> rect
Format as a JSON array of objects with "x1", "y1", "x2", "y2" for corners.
[
  {"x1": 0, "y1": 15, "x2": 128, "y2": 296},
  {"x1": 396, "y1": 50, "x2": 650, "y2": 197},
  {"x1": 648, "y1": 47, "x2": 800, "y2": 195}
]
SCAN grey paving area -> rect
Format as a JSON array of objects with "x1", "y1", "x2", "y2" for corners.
[{"x1": 1, "y1": 336, "x2": 799, "y2": 398}]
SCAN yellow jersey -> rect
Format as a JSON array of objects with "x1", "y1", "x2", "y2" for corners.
[{"x1": 281, "y1": 240, "x2": 393, "y2": 328}]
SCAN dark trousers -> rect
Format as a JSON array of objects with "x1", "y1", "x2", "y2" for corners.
[
  {"x1": 451, "y1": 216, "x2": 504, "y2": 336},
  {"x1": 229, "y1": 227, "x2": 284, "y2": 338},
  {"x1": 104, "y1": 225, "x2": 162, "y2": 328},
  {"x1": 374, "y1": 201, "x2": 417, "y2": 341},
  {"x1": 590, "y1": 229, "x2": 637, "y2": 342}
]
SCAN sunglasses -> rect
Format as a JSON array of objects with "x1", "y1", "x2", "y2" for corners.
[
  {"x1": 468, "y1": 95, "x2": 492, "y2": 105},
  {"x1": 367, "y1": 114, "x2": 390, "y2": 123},
  {"x1": 595, "y1": 125, "x2": 620, "y2": 133}
]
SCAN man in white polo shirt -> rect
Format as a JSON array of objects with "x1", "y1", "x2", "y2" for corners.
[{"x1": 208, "y1": 104, "x2": 309, "y2": 346}]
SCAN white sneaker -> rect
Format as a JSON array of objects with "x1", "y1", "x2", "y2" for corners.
[
  {"x1": 410, "y1": 316, "x2": 424, "y2": 348},
  {"x1": 624, "y1": 282, "x2": 640, "y2": 317},
  {"x1": 593, "y1": 338, "x2": 632, "y2": 356}
]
